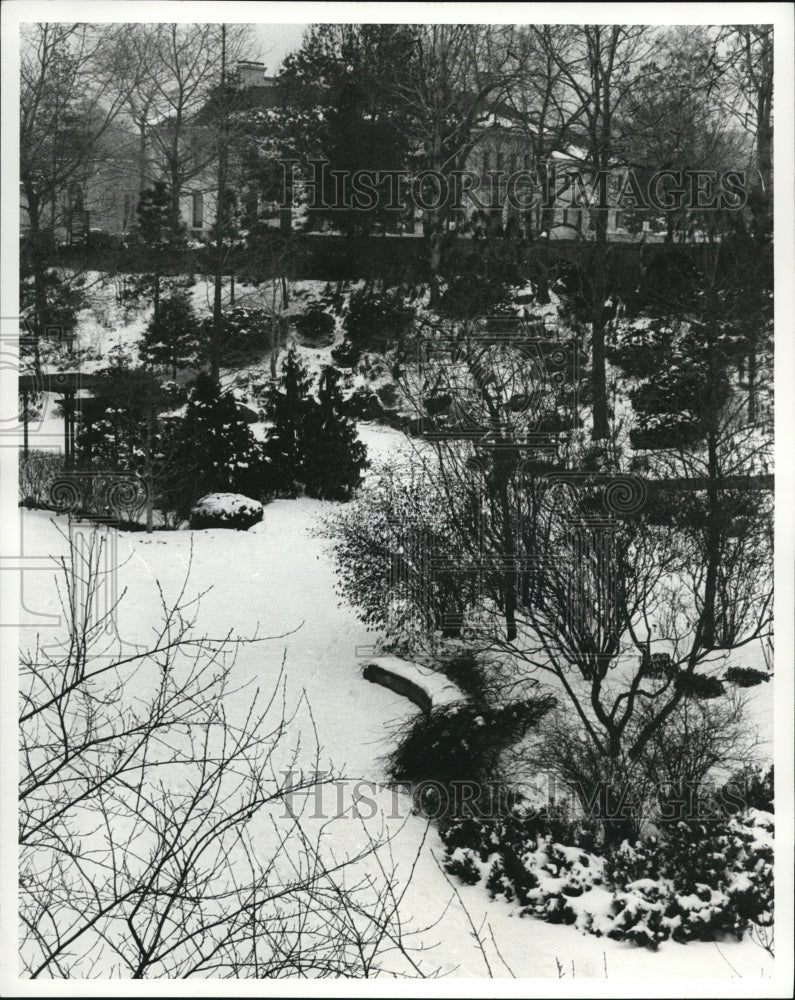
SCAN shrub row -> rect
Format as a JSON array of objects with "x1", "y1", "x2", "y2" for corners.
[{"x1": 440, "y1": 807, "x2": 774, "y2": 950}]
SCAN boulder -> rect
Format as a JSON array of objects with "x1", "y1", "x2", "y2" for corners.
[{"x1": 189, "y1": 492, "x2": 263, "y2": 531}]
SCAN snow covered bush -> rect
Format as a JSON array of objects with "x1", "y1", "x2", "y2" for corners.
[
  {"x1": 200, "y1": 304, "x2": 273, "y2": 363},
  {"x1": 721, "y1": 763, "x2": 774, "y2": 814},
  {"x1": 189, "y1": 493, "x2": 264, "y2": 531},
  {"x1": 438, "y1": 242, "x2": 525, "y2": 319},
  {"x1": 330, "y1": 335, "x2": 362, "y2": 368},
  {"x1": 443, "y1": 847, "x2": 483, "y2": 885},
  {"x1": 675, "y1": 672, "x2": 725, "y2": 699},
  {"x1": 375, "y1": 381, "x2": 399, "y2": 409},
  {"x1": 18, "y1": 450, "x2": 64, "y2": 507},
  {"x1": 725, "y1": 666, "x2": 771, "y2": 688},
  {"x1": 639, "y1": 651, "x2": 677, "y2": 679},
  {"x1": 343, "y1": 385, "x2": 388, "y2": 420},
  {"x1": 441, "y1": 803, "x2": 773, "y2": 950},
  {"x1": 20, "y1": 268, "x2": 87, "y2": 342},
  {"x1": 388, "y1": 697, "x2": 555, "y2": 815},
  {"x1": 323, "y1": 457, "x2": 480, "y2": 651},
  {"x1": 293, "y1": 304, "x2": 335, "y2": 345},
  {"x1": 343, "y1": 288, "x2": 414, "y2": 352},
  {"x1": 436, "y1": 651, "x2": 492, "y2": 704},
  {"x1": 606, "y1": 319, "x2": 678, "y2": 380},
  {"x1": 302, "y1": 366, "x2": 369, "y2": 501},
  {"x1": 476, "y1": 816, "x2": 600, "y2": 924},
  {"x1": 262, "y1": 347, "x2": 312, "y2": 496},
  {"x1": 73, "y1": 359, "x2": 189, "y2": 525},
  {"x1": 605, "y1": 812, "x2": 774, "y2": 948}
]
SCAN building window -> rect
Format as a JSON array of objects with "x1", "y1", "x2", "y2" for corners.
[{"x1": 192, "y1": 192, "x2": 204, "y2": 229}]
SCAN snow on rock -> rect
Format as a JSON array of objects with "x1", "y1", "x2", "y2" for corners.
[
  {"x1": 189, "y1": 492, "x2": 263, "y2": 531},
  {"x1": 362, "y1": 655, "x2": 464, "y2": 712}
]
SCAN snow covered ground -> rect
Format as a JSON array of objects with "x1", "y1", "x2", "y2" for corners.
[{"x1": 17, "y1": 503, "x2": 776, "y2": 981}]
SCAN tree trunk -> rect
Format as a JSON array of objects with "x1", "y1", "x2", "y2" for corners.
[
  {"x1": 153, "y1": 266, "x2": 161, "y2": 331},
  {"x1": 757, "y1": 114, "x2": 772, "y2": 198},
  {"x1": 211, "y1": 29, "x2": 229, "y2": 384},
  {"x1": 25, "y1": 188, "x2": 45, "y2": 371},
  {"x1": 747, "y1": 335, "x2": 757, "y2": 423},
  {"x1": 600, "y1": 784, "x2": 639, "y2": 848},
  {"x1": 270, "y1": 307, "x2": 280, "y2": 379},
  {"x1": 169, "y1": 165, "x2": 182, "y2": 236},
  {"x1": 754, "y1": 104, "x2": 773, "y2": 234},
  {"x1": 280, "y1": 167, "x2": 293, "y2": 236},
  {"x1": 144, "y1": 402, "x2": 154, "y2": 533},
  {"x1": 590, "y1": 210, "x2": 610, "y2": 440},
  {"x1": 212, "y1": 256, "x2": 223, "y2": 383},
  {"x1": 496, "y1": 461, "x2": 518, "y2": 642},
  {"x1": 138, "y1": 120, "x2": 148, "y2": 197},
  {"x1": 428, "y1": 226, "x2": 442, "y2": 307},
  {"x1": 699, "y1": 422, "x2": 720, "y2": 650}
]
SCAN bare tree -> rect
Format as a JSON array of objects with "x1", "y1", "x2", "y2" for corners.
[
  {"x1": 103, "y1": 24, "x2": 172, "y2": 198},
  {"x1": 616, "y1": 25, "x2": 751, "y2": 242},
  {"x1": 533, "y1": 683, "x2": 762, "y2": 839},
  {"x1": 394, "y1": 25, "x2": 519, "y2": 301},
  {"x1": 529, "y1": 25, "x2": 653, "y2": 440},
  {"x1": 19, "y1": 525, "x2": 438, "y2": 978},
  {"x1": 20, "y1": 23, "x2": 130, "y2": 353},
  {"x1": 503, "y1": 26, "x2": 587, "y2": 235},
  {"x1": 711, "y1": 25, "x2": 773, "y2": 229},
  {"x1": 128, "y1": 23, "x2": 252, "y2": 233},
  {"x1": 330, "y1": 319, "x2": 771, "y2": 842}
]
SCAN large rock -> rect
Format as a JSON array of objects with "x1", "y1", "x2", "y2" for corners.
[{"x1": 189, "y1": 493, "x2": 263, "y2": 531}]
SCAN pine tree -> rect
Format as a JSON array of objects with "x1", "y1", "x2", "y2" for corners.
[
  {"x1": 278, "y1": 25, "x2": 414, "y2": 236},
  {"x1": 140, "y1": 292, "x2": 201, "y2": 380},
  {"x1": 303, "y1": 366, "x2": 369, "y2": 500},
  {"x1": 133, "y1": 181, "x2": 174, "y2": 329},
  {"x1": 136, "y1": 180, "x2": 172, "y2": 245},
  {"x1": 263, "y1": 347, "x2": 315, "y2": 497},
  {"x1": 172, "y1": 373, "x2": 268, "y2": 513},
  {"x1": 263, "y1": 351, "x2": 369, "y2": 500}
]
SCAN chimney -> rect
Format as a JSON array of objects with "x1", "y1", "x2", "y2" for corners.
[{"x1": 237, "y1": 60, "x2": 266, "y2": 88}]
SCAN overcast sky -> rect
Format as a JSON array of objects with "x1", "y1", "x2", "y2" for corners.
[{"x1": 249, "y1": 23, "x2": 307, "y2": 72}]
